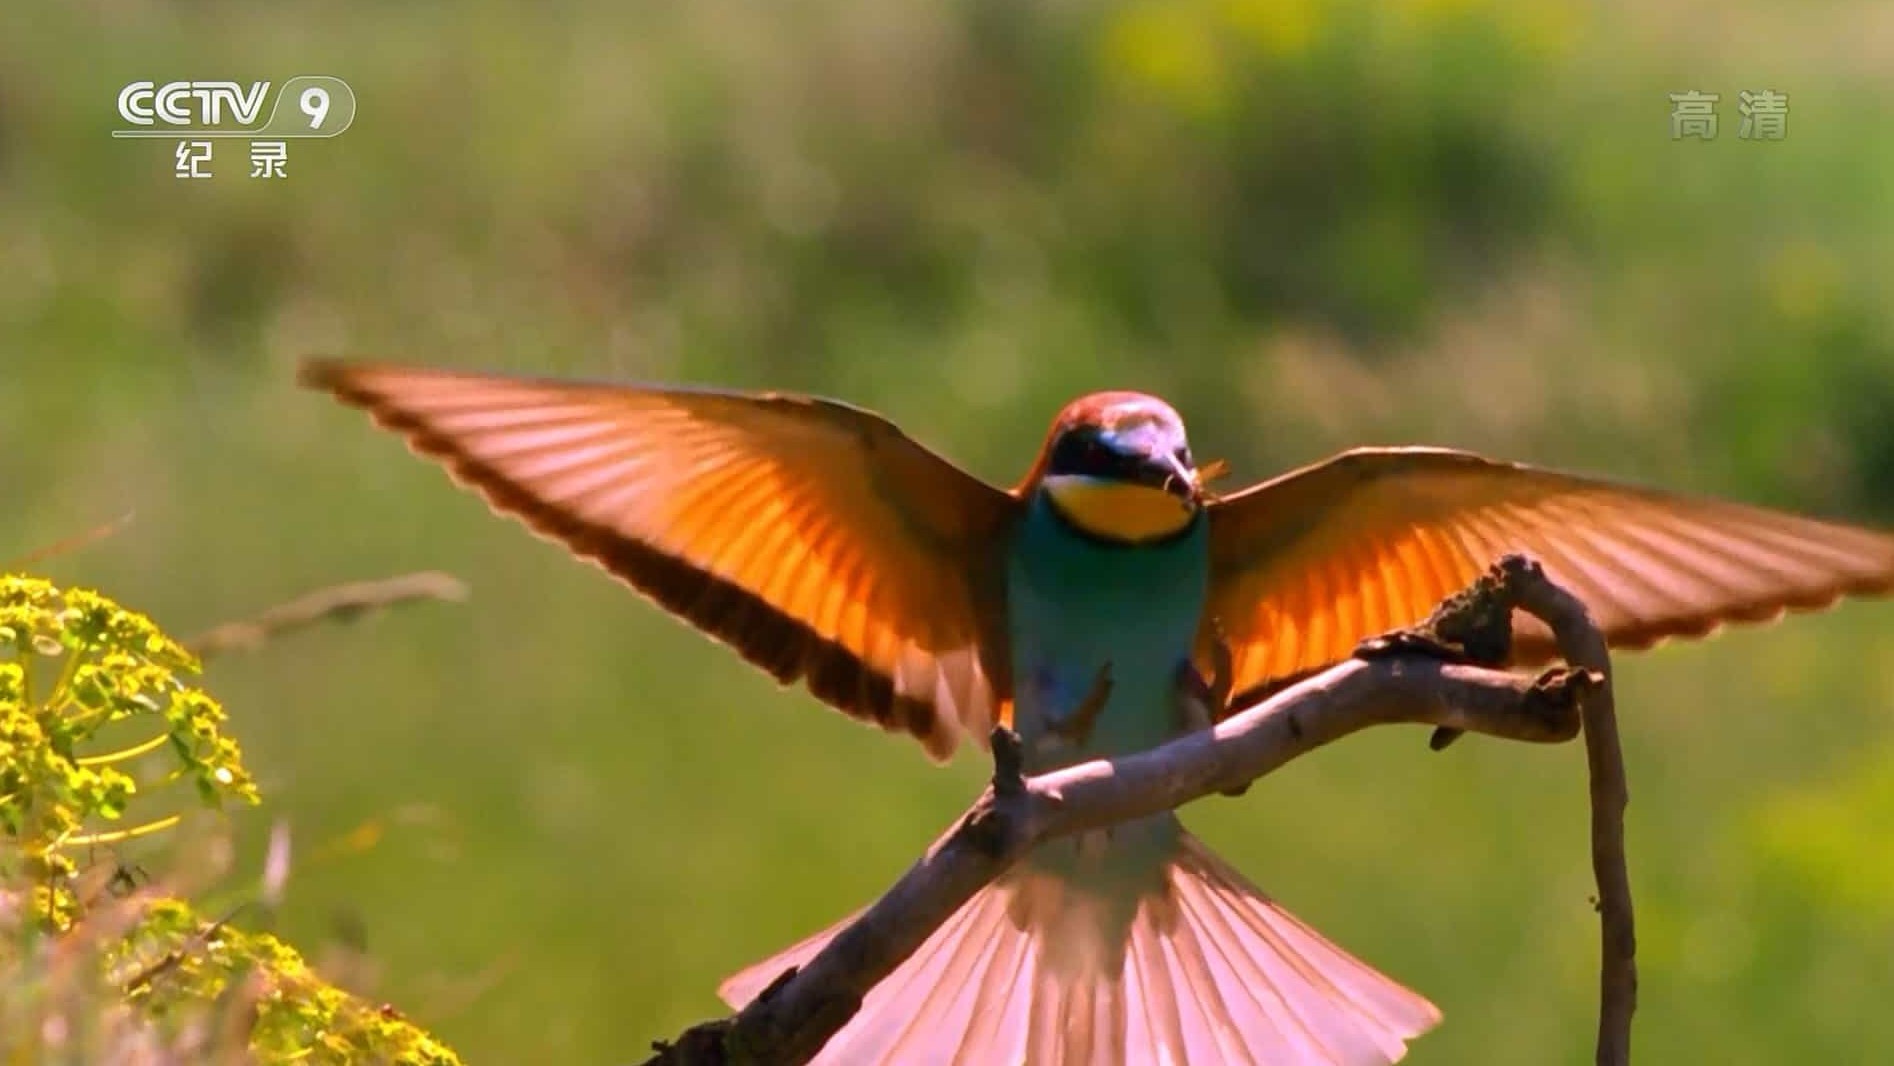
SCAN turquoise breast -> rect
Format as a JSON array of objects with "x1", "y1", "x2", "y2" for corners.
[{"x1": 1004, "y1": 493, "x2": 1211, "y2": 773}]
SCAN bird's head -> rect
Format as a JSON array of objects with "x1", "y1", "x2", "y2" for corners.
[{"x1": 1032, "y1": 392, "x2": 1212, "y2": 544}]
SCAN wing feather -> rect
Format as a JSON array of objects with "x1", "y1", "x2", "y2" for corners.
[
  {"x1": 1208, "y1": 446, "x2": 1894, "y2": 707},
  {"x1": 302, "y1": 359, "x2": 1019, "y2": 759}
]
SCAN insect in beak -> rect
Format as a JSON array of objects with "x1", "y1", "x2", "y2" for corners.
[{"x1": 1192, "y1": 457, "x2": 1231, "y2": 504}]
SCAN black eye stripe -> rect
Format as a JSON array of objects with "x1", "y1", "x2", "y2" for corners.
[
  {"x1": 1048, "y1": 428, "x2": 1151, "y2": 481},
  {"x1": 1047, "y1": 428, "x2": 1099, "y2": 475}
]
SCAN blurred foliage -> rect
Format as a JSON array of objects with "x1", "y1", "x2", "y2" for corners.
[
  {"x1": 109, "y1": 899, "x2": 462, "y2": 1066},
  {"x1": 0, "y1": 574, "x2": 258, "y2": 927},
  {"x1": 0, "y1": 575, "x2": 460, "y2": 1064},
  {"x1": 4, "y1": 0, "x2": 1894, "y2": 1062}
]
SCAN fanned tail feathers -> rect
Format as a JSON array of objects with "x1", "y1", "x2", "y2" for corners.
[{"x1": 719, "y1": 833, "x2": 1440, "y2": 1065}]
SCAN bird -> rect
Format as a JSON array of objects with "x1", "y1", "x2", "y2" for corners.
[{"x1": 301, "y1": 358, "x2": 1894, "y2": 1064}]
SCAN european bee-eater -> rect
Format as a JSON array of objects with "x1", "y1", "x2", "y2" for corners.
[{"x1": 303, "y1": 359, "x2": 1894, "y2": 1065}]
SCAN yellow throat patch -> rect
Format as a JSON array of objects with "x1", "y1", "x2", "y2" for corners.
[{"x1": 1044, "y1": 475, "x2": 1196, "y2": 542}]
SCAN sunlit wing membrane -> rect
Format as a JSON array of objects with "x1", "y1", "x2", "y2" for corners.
[
  {"x1": 301, "y1": 359, "x2": 1020, "y2": 759},
  {"x1": 1206, "y1": 447, "x2": 1894, "y2": 708}
]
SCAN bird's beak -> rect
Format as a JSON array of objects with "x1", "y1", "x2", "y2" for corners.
[{"x1": 1162, "y1": 452, "x2": 1203, "y2": 506}]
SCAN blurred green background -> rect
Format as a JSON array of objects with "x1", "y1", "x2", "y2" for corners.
[{"x1": 7, "y1": 0, "x2": 1894, "y2": 1062}]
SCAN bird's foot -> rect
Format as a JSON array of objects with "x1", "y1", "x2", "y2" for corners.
[
  {"x1": 1205, "y1": 619, "x2": 1236, "y2": 721},
  {"x1": 1355, "y1": 564, "x2": 1520, "y2": 751},
  {"x1": 1179, "y1": 622, "x2": 1249, "y2": 796}
]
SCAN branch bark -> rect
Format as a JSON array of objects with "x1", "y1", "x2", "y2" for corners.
[
  {"x1": 1496, "y1": 556, "x2": 1636, "y2": 1065},
  {"x1": 645, "y1": 555, "x2": 1633, "y2": 1065}
]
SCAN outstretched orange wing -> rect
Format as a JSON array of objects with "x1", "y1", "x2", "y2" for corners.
[
  {"x1": 302, "y1": 360, "x2": 1021, "y2": 760},
  {"x1": 1206, "y1": 447, "x2": 1894, "y2": 709}
]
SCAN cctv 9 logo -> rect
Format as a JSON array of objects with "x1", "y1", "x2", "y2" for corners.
[{"x1": 113, "y1": 76, "x2": 356, "y2": 138}]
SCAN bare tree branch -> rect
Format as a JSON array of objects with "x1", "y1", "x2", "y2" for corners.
[
  {"x1": 1496, "y1": 556, "x2": 1635, "y2": 1065},
  {"x1": 184, "y1": 571, "x2": 469, "y2": 660},
  {"x1": 646, "y1": 556, "x2": 1629, "y2": 1065},
  {"x1": 3, "y1": 511, "x2": 138, "y2": 570}
]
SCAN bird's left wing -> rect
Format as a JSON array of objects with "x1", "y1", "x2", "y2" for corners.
[
  {"x1": 302, "y1": 360, "x2": 1021, "y2": 760},
  {"x1": 1205, "y1": 446, "x2": 1894, "y2": 710}
]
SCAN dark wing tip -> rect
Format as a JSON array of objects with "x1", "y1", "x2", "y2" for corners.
[
  {"x1": 298, "y1": 358, "x2": 434, "y2": 428},
  {"x1": 296, "y1": 356, "x2": 357, "y2": 392},
  {"x1": 1604, "y1": 569, "x2": 1894, "y2": 653}
]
